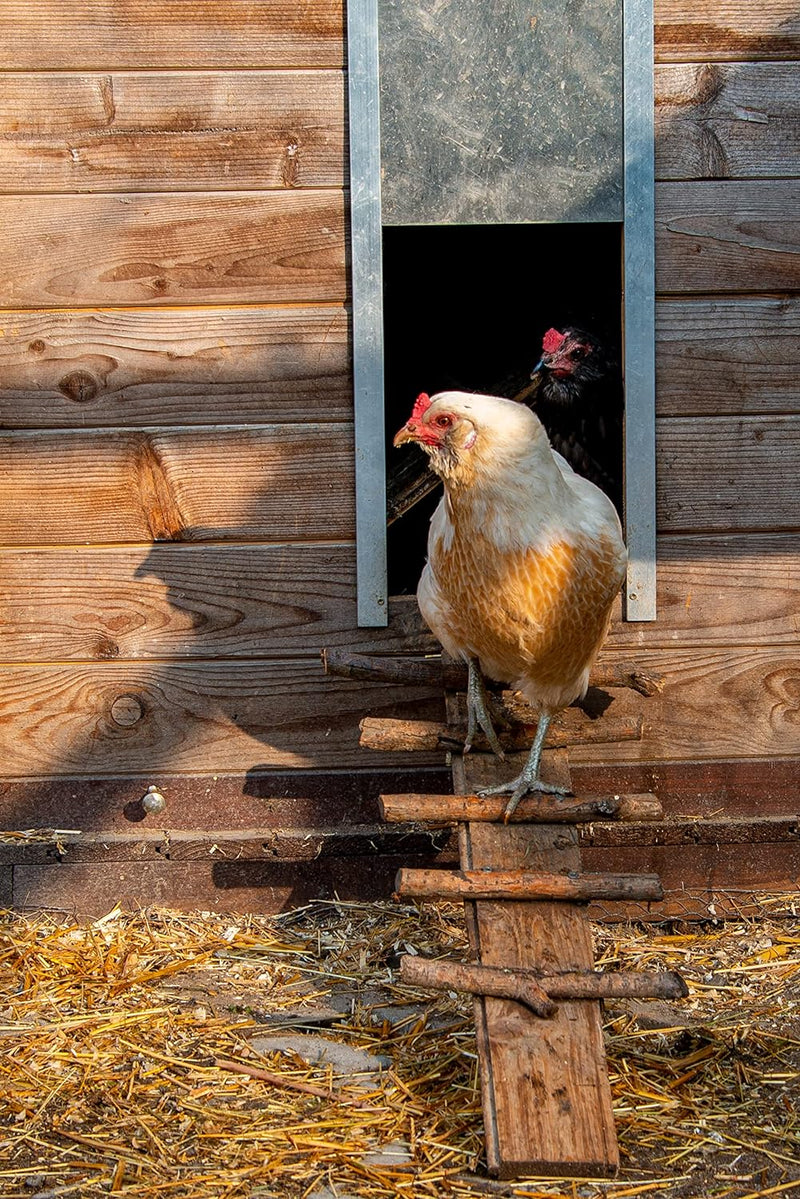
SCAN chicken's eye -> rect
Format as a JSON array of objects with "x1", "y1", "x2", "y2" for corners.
[
  {"x1": 434, "y1": 414, "x2": 453, "y2": 429},
  {"x1": 571, "y1": 346, "x2": 586, "y2": 360}
]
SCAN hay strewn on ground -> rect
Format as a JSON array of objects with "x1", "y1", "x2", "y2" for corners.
[{"x1": 1, "y1": 898, "x2": 799, "y2": 1199}]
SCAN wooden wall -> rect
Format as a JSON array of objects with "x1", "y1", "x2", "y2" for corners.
[
  {"x1": 0, "y1": 1, "x2": 798, "y2": 912},
  {"x1": 0, "y1": 0, "x2": 451, "y2": 912}
]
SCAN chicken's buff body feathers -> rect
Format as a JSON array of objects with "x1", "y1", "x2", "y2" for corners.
[{"x1": 394, "y1": 390, "x2": 627, "y2": 814}]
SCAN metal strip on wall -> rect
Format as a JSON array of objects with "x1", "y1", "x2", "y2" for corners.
[
  {"x1": 622, "y1": 0, "x2": 657, "y2": 620},
  {"x1": 348, "y1": 0, "x2": 388, "y2": 626}
]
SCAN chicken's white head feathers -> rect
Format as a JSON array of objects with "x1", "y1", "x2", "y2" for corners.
[{"x1": 394, "y1": 390, "x2": 550, "y2": 485}]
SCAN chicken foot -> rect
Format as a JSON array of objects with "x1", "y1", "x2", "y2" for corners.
[
  {"x1": 464, "y1": 657, "x2": 505, "y2": 759},
  {"x1": 477, "y1": 712, "x2": 571, "y2": 821}
]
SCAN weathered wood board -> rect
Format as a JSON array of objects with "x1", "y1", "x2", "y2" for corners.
[
  {"x1": 0, "y1": 72, "x2": 345, "y2": 193},
  {"x1": 454, "y1": 749, "x2": 618, "y2": 1177},
  {"x1": 0, "y1": 417, "x2": 795, "y2": 544},
  {"x1": 0, "y1": 1, "x2": 346, "y2": 69},
  {"x1": 0, "y1": 192, "x2": 346, "y2": 307},
  {"x1": 0, "y1": 549, "x2": 427, "y2": 661},
  {"x1": 605, "y1": 533, "x2": 800, "y2": 648},
  {"x1": 654, "y1": 1, "x2": 800, "y2": 62},
  {"x1": 656, "y1": 415, "x2": 800, "y2": 531},
  {"x1": 656, "y1": 298, "x2": 800, "y2": 416},
  {"x1": 656, "y1": 63, "x2": 800, "y2": 180},
  {"x1": 575, "y1": 645, "x2": 800, "y2": 764},
  {"x1": 3, "y1": 298, "x2": 797, "y2": 428},
  {"x1": 0, "y1": 660, "x2": 445, "y2": 778},
  {"x1": 3, "y1": 539, "x2": 796, "y2": 661},
  {"x1": 656, "y1": 180, "x2": 800, "y2": 293},
  {"x1": 0, "y1": 426, "x2": 355, "y2": 544},
  {"x1": 0, "y1": 307, "x2": 350, "y2": 428}
]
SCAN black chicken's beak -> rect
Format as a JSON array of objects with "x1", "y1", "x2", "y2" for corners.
[{"x1": 530, "y1": 356, "x2": 546, "y2": 379}]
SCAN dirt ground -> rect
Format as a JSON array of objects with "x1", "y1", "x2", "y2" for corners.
[{"x1": 1, "y1": 898, "x2": 800, "y2": 1198}]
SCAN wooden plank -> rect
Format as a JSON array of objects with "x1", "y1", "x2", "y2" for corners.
[
  {"x1": 0, "y1": 660, "x2": 445, "y2": 778},
  {"x1": 568, "y1": 646, "x2": 800, "y2": 764},
  {"x1": 10, "y1": 854, "x2": 427, "y2": 918},
  {"x1": 569, "y1": 757, "x2": 800, "y2": 819},
  {"x1": 461, "y1": 819, "x2": 619, "y2": 1176},
  {"x1": 0, "y1": 72, "x2": 345, "y2": 193},
  {"x1": 580, "y1": 815, "x2": 800, "y2": 849},
  {"x1": 0, "y1": 768, "x2": 453, "y2": 835},
  {"x1": 0, "y1": 192, "x2": 346, "y2": 307},
  {"x1": 583, "y1": 839, "x2": 800, "y2": 916},
  {"x1": 656, "y1": 181, "x2": 800, "y2": 294},
  {"x1": 0, "y1": 827, "x2": 452, "y2": 867},
  {"x1": 0, "y1": 306, "x2": 350, "y2": 428},
  {"x1": 656, "y1": 298, "x2": 800, "y2": 416},
  {"x1": 606, "y1": 533, "x2": 800, "y2": 648},
  {"x1": 656, "y1": 415, "x2": 800, "y2": 532},
  {"x1": 0, "y1": 549, "x2": 432, "y2": 662},
  {"x1": 656, "y1": 63, "x2": 800, "y2": 181},
  {"x1": 654, "y1": 1, "x2": 800, "y2": 62},
  {"x1": 0, "y1": 2, "x2": 345, "y2": 69},
  {"x1": 0, "y1": 425, "x2": 354, "y2": 545}
]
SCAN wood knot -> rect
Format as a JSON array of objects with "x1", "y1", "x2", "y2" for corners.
[
  {"x1": 28, "y1": 339, "x2": 46, "y2": 354},
  {"x1": 95, "y1": 637, "x2": 120, "y2": 659},
  {"x1": 58, "y1": 370, "x2": 99, "y2": 403},
  {"x1": 110, "y1": 694, "x2": 145, "y2": 727}
]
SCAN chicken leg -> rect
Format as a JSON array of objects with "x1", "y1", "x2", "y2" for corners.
[
  {"x1": 477, "y1": 711, "x2": 571, "y2": 821},
  {"x1": 464, "y1": 657, "x2": 505, "y2": 759}
]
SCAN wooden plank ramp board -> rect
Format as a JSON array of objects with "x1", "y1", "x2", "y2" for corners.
[{"x1": 452, "y1": 749, "x2": 619, "y2": 1178}]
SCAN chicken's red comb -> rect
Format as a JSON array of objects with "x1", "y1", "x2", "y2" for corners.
[
  {"x1": 542, "y1": 327, "x2": 567, "y2": 354},
  {"x1": 410, "y1": 392, "x2": 432, "y2": 422}
]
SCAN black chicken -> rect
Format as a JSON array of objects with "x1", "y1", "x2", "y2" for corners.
[{"x1": 527, "y1": 326, "x2": 623, "y2": 513}]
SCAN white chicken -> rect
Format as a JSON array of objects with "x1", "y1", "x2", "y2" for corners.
[{"x1": 394, "y1": 390, "x2": 627, "y2": 818}]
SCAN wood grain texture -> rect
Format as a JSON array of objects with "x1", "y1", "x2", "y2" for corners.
[
  {"x1": 0, "y1": 72, "x2": 345, "y2": 193},
  {"x1": 10, "y1": 855, "x2": 424, "y2": 918},
  {"x1": 0, "y1": 2, "x2": 345, "y2": 69},
  {"x1": 654, "y1": 1, "x2": 800, "y2": 62},
  {"x1": 0, "y1": 425, "x2": 354, "y2": 544},
  {"x1": 0, "y1": 307, "x2": 350, "y2": 428},
  {"x1": 656, "y1": 415, "x2": 800, "y2": 532},
  {"x1": 606, "y1": 534, "x2": 800, "y2": 649},
  {"x1": 656, "y1": 298, "x2": 800, "y2": 415},
  {"x1": 0, "y1": 660, "x2": 445, "y2": 778},
  {"x1": 656, "y1": 181, "x2": 800, "y2": 294},
  {"x1": 0, "y1": 192, "x2": 346, "y2": 307},
  {"x1": 461, "y1": 815, "x2": 619, "y2": 1176},
  {"x1": 569, "y1": 757, "x2": 800, "y2": 818},
  {"x1": 0, "y1": 768, "x2": 453, "y2": 834},
  {"x1": 656, "y1": 63, "x2": 800, "y2": 181},
  {"x1": 569, "y1": 646, "x2": 800, "y2": 764},
  {"x1": 0, "y1": 547, "x2": 430, "y2": 662}
]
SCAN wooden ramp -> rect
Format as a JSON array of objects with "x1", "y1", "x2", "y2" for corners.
[
  {"x1": 380, "y1": 751, "x2": 685, "y2": 1179},
  {"x1": 326, "y1": 648, "x2": 681, "y2": 1178}
]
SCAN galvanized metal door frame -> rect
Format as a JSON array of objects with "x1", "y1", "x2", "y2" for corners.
[
  {"x1": 348, "y1": 0, "x2": 657, "y2": 626},
  {"x1": 348, "y1": 0, "x2": 387, "y2": 626},
  {"x1": 622, "y1": 0, "x2": 657, "y2": 621}
]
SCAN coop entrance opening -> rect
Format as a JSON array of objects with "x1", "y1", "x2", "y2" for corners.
[{"x1": 383, "y1": 222, "x2": 624, "y2": 596}]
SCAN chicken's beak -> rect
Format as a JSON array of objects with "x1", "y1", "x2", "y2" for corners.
[
  {"x1": 530, "y1": 356, "x2": 546, "y2": 379},
  {"x1": 393, "y1": 421, "x2": 419, "y2": 447}
]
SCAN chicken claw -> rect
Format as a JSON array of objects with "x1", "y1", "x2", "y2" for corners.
[
  {"x1": 476, "y1": 712, "x2": 571, "y2": 821},
  {"x1": 464, "y1": 657, "x2": 505, "y2": 759}
]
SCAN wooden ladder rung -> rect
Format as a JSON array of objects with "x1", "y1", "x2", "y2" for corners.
[
  {"x1": 400, "y1": 955, "x2": 688, "y2": 1015},
  {"x1": 396, "y1": 866, "x2": 664, "y2": 903},
  {"x1": 380, "y1": 791, "x2": 662, "y2": 824}
]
